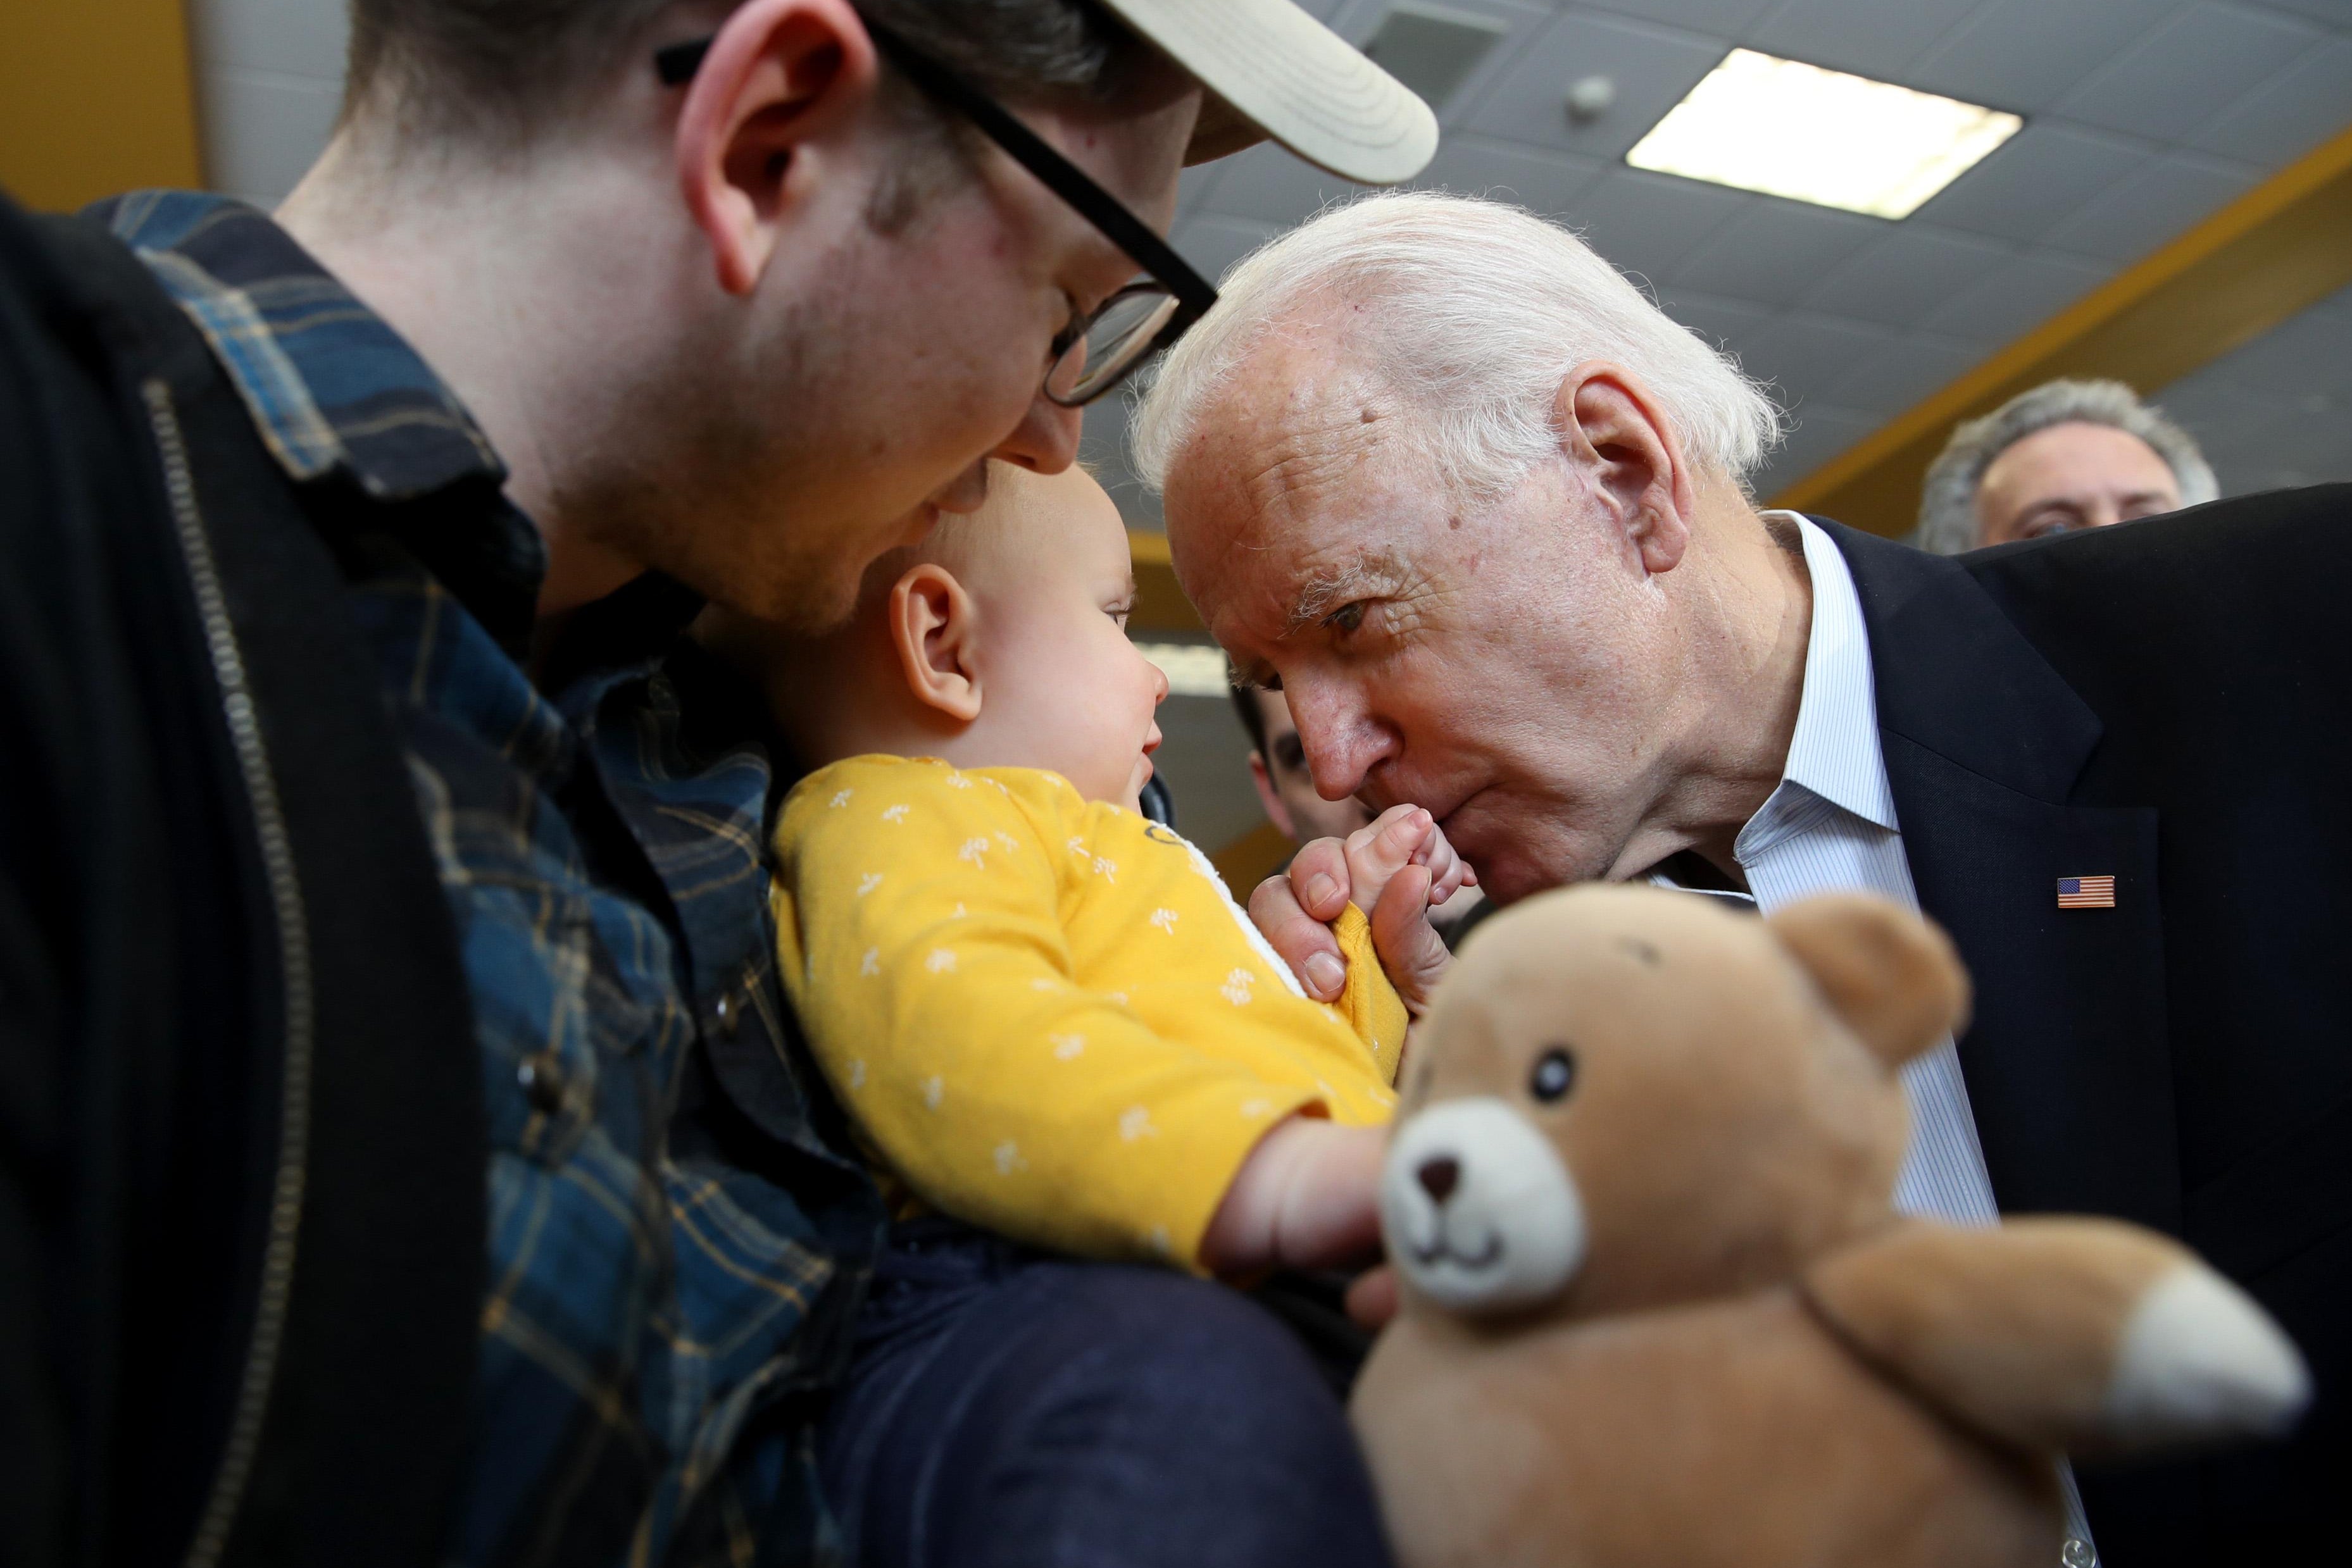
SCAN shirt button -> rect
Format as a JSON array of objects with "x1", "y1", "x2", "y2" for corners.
[
  {"x1": 516, "y1": 1054, "x2": 566, "y2": 1113},
  {"x1": 713, "y1": 992, "x2": 741, "y2": 1037},
  {"x1": 2061, "y1": 1537, "x2": 2098, "y2": 1568}
]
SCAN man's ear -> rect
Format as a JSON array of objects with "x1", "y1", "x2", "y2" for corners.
[
  {"x1": 675, "y1": 0, "x2": 880, "y2": 296},
  {"x1": 887, "y1": 564, "x2": 984, "y2": 723},
  {"x1": 1551, "y1": 363, "x2": 1697, "y2": 578},
  {"x1": 1767, "y1": 894, "x2": 1972, "y2": 1068}
]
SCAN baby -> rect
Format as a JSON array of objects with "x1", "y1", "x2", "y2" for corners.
[{"x1": 730, "y1": 462, "x2": 1472, "y2": 1280}]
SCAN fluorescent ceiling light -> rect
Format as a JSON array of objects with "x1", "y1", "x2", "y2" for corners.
[{"x1": 1625, "y1": 49, "x2": 2022, "y2": 220}]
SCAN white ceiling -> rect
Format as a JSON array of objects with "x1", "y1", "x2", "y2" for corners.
[{"x1": 186, "y1": 0, "x2": 2352, "y2": 518}]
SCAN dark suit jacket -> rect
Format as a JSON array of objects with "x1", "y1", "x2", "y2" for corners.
[{"x1": 1825, "y1": 488, "x2": 2351, "y2": 1564}]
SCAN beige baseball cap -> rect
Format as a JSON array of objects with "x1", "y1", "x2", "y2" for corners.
[{"x1": 1096, "y1": 0, "x2": 1439, "y2": 185}]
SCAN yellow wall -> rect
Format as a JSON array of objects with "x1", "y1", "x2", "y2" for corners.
[{"x1": 0, "y1": 0, "x2": 203, "y2": 213}]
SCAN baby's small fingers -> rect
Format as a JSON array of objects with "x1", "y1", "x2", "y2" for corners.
[
  {"x1": 1377, "y1": 807, "x2": 1434, "y2": 861},
  {"x1": 1411, "y1": 823, "x2": 1467, "y2": 895},
  {"x1": 1346, "y1": 806, "x2": 1429, "y2": 892},
  {"x1": 1352, "y1": 802, "x2": 1421, "y2": 850}
]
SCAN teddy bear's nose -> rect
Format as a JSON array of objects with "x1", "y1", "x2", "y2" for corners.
[{"x1": 1416, "y1": 1155, "x2": 1460, "y2": 1204}]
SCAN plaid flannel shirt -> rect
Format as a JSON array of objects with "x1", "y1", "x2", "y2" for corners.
[{"x1": 101, "y1": 191, "x2": 884, "y2": 1567}]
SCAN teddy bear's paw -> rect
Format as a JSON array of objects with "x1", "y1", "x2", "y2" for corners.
[{"x1": 2104, "y1": 1263, "x2": 2310, "y2": 1449}]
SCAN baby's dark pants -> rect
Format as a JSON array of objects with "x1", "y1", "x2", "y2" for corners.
[{"x1": 818, "y1": 1217, "x2": 1392, "y2": 1568}]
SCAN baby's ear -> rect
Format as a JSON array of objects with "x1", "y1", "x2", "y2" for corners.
[
  {"x1": 1766, "y1": 894, "x2": 1970, "y2": 1067},
  {"x1": 888, "y1": 563, "x2": 983, "y2": 723}
]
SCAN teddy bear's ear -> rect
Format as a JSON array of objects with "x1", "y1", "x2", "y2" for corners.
[{"x1": 1766, "y1": 894, "x2": 1972, "y2": 1066}]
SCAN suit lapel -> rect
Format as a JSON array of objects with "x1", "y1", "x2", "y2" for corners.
[{"x1": 1825, "y1": 524, "x2": 2182, "y2": 1236}]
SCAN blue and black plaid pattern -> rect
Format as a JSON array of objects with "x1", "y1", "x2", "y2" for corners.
[{"x1": 106, "y1": 192, "x2": 882, "y2": 1567}]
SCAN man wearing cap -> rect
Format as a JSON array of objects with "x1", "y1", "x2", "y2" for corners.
[{"x1": 0, "y1": 3, "x2": 1431, "y2": 1565}]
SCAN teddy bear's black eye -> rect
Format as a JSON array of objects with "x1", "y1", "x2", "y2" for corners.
[{"x1": 1529, "y1": 1046, "x2": 1577, "y2": 1104}]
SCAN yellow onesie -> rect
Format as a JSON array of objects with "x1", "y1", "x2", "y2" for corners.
[{"x1": 772, "y1": 754, "x2": 1408, "y2": 1272}]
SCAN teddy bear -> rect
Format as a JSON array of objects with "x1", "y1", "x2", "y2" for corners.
[{"x1": 1351, "y1": 885, "x2": 2308, "y2": 1568}]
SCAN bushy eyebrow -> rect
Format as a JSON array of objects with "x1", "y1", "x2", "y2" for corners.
[{"x1": 1281, "y1": 548, "x2": 1411, "y2": 638}]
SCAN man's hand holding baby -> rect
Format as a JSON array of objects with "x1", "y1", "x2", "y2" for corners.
[{"x1": 1251, "y1": 804, "x2": 1473, "y2": 1014}]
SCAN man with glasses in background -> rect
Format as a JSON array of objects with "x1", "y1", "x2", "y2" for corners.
[{"x1": 0, "y1": 4, "x2": 1432, "y2": 1567}]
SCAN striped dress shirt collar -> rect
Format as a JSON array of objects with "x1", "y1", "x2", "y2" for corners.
[{"x1": 1734, "y1": 512, "x2": 1898, "y2": 864}]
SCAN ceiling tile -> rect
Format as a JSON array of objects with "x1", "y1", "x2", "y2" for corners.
[
  {"x1": 1580, "y1": 0, "x2": 1778, "y2": 34},
  {"x1": 1175, "y1": 161, "x2": 1227, "y2": 220},
  {"x1": 1337, "y1": 0, "x2": 1554, "y2": 116},
  {"x1": 1908, "y1": 123, "x2": 2147, "y2": 244},
  {"x1": 1825, "y1": 335, "x2": 1982, "y2": 411},
  {"x1": 1735, "y1": 314, "x2": 1896, "y2": 395},
  {"x1": 2201, "y1": 411, "x2": 2352, "y2": 488},
  {"x1": 1917, "y1": 251, "x2": 2111, "y2": 342},
  {"x1": 1906, "y1": 0, "x2": 2187, "y2": 115},
  {"x1": 189, "y1": 0, "x2": 349, "y2": 80},
  {"x1": 1199, "y1": 140, "x2": 1373, "y2": 228},
  {"x1": 2189, "y1": 311, "x2": 2352, "y2": 401},
  {"x1": 1460, "y1": 11, "x2": 1729, "y2": 163},
  {"x1": 1742, "y1": 0, "x2": 1984, "y2": 78},
  {"x1": 1173, "y1": 215, "x2": 1281, "y2": 285},
  {"x1": 2189, "y1": 35, "x2": 2352, "y2": 165},
  {"x1": 1798, "y1": 225, "x2": 2013, "y2": 327},
  {"x1": 1408, "y1": 136, "x2": 1611, "y2": 215},
  {"x1": 1752, "y1": 402, "x2": 1883, "y2": 497},
  {"x1": 2056, "y1": 2, "x2": 2318, "y2": 143},
  {"x1": 2040, "y1": 152, "x2": 2257, "y2": 261},
  {"x1": 2149, "y1": 376, "x2": 2276, "y2": 433},
  {"x1": 196, "y1": 65, "x2": 342, "y2": 205},
  {"x1": 1666, "y1": 199, "x2": 1884, "y2": 307},
  {"x1": 2234, "y1": 0, "x2": 2352, "y2": 24},
  {"x1": 1554, "y1": 167, "x2": 1751, "y2": 285},
  {"x1": 1652, "y1": 287, "x2": 1778, "y2": 353},
  {"x1": 2312, "y1": 279, "x2": 2352, "y2": 322}
]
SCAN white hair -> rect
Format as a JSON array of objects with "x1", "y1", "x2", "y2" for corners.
[
  {"x1": 1127, "y1": 191, "x2": 1782, "y2": 502},
  {"x1": 1915, "y1": 378, "x2": 2220, "y2": 555}
]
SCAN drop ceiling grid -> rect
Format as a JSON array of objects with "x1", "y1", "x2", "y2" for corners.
[{"x1": 1160, "y1": 0, "x2": 2352, "y2": 504}]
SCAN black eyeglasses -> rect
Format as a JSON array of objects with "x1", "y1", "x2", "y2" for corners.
[{"x1": 655, "y1": 18, "x2": 1218, "y2": 407}]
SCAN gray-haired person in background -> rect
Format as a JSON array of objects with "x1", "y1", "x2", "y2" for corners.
[{"x1": 1916, "y1": 378, "x2": 2219, "y2": 553}]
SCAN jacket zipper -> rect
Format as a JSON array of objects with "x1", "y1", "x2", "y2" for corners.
[{"x1": 142, "y1": 380, "x2": 317, "y2": 1568}]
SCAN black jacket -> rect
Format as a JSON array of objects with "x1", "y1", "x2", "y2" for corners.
[
  {"x1": 0, "y1": 195, "x2": 482, "y2": 1567},
  {"x1": 1830, "y1": 495, "x2": 2351, "y2": 1562}
]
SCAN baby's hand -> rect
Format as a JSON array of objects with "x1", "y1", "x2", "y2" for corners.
[{"x1": 1344, "y1": 804, "x2": 1476, "y2": 917}]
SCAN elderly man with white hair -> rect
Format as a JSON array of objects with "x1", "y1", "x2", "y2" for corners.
[
  {"x1": 1130, "y1": 191, "x2": 2348, "y2": 1568},
  {"x1": 1917, "y1": 378, "x2": 2220, "y2": 553}
]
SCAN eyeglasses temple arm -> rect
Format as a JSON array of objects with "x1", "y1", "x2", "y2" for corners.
[{"x1": 863, "y1": 20, "x2": 1218, "y2": 321}]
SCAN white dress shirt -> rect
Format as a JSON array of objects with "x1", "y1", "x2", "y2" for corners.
[
  {"x1": 1670, "y1": 513, "x2": 2094, "y2": 1559},
  {"x1": 1730, "y1": 515, "x2": 2001, "y2": 1225}
]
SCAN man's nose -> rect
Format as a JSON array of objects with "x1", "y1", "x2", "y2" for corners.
[
  {"x1": 1293, "y1": 695, "x2": 1394, "y2": 804},
  {"x1": 991, "y1": 392, "x2": 1084, "y2": 475}
]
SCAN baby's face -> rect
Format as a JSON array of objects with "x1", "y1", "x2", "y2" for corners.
[{"x1": 968, "y1": 468, "x2": 1169, "y2": 810}]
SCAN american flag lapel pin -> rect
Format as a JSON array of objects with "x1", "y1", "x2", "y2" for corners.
[{"x1": 2057, "y1": 874, "x2": 2116, "y2": 909}]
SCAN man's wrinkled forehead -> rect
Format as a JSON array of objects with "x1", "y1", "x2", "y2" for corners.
[{"x1": 1166, "y1": 345, "x2": 1417, "y2": 635}]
